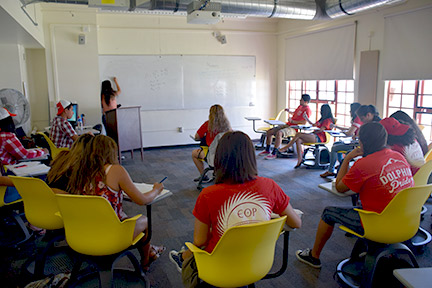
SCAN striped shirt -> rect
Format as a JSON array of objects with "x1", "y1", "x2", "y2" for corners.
[
  {"x1": 0, "y1": 132, "x2": 46, "y2": 165},
  {"x1": 50, "y1": 116, "x2": 77, "y2": 148}
]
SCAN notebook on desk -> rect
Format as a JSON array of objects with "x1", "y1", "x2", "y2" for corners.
[
  {"x1": 6, "y1": 161, "x2": 50, "y2": 177},
  {"x1": 123, "y1": 183, "x2": 172, "y2": 204}
]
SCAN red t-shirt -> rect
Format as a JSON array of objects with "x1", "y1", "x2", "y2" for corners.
[
  {"x1": 193, "y1": 177, "x2": 290, "y2": 253},
  {"x1": 315, "y1": 118, "x2": 333, "y2": 142},
  {"x1": 342, "y1": 148, "x2": 414, "y2": 213},
  {"x1": 287, "y1": 105, "x2": 312, "y2": 125},
  {"x1": 196, "y1": 121, "x2": 217, "y2": 147},
  {"x1": 352, "y1": 116, "x2": 363, "y2": 136}
]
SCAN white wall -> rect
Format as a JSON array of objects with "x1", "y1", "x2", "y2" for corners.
[
  {"x1": 0, "y1": 44, "x2": 24, "y2": 91},
  {"x1": 26, "y1": 48, "x2": 49, "y2": 131},
  {"x1": 276, "y1": 0, "x2": 432, "y2": 117},
  {"x1": 38, "y1": 4, "x2": 278, "y2": 147}
]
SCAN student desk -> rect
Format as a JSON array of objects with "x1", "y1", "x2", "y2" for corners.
[
  {"x1": 318, "y1": 180, "x2": 358, "y2": 206},
  {"x1": 123, "y1": 183, "x2": 172, "y2": 245},
  {"x1": 393, "y1": 267, "x2": 432, "y2": 288}
]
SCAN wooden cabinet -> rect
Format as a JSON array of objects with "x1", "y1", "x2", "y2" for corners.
[{"x1": 105, "y1": 106, "x2": 143, "y2": 163}]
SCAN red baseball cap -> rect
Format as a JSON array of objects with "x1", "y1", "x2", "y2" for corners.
[
  {"x1": 57, "y1": 100, "x2": 71, "y2": 116},
  {"x1": 380, "y1": 117, "x2": 410, "y2": 136},
  {"x1": 0, "y1": 107, "x2": 17, "y2": 120}
]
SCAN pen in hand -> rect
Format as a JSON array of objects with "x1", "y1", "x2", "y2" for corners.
[{"x1": 160, "y1": 176, "x2": 167, "y2": 183}]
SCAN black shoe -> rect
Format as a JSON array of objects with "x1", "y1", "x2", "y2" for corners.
[
  {"x1": 296, "y1": 248, "x2": 321, "y2": 268},
  {"x1": 194, "y1": 175, "x2": 210, "y2": 182}
]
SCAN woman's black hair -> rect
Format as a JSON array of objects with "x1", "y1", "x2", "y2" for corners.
[
  {"x1": 359, "y1": 122, "x2": 387, "y2": 157},
  {"x1": 356, "y1": 105, "x2": 381, "y2": 122},
  {"x1": 318, "y1": 104, "x2": 335, "y2": 124},
  {"x1": 0, "y1": 116, "x2": 16, "y2": 133},
  {"x1": 386, "y1": 123, "x2": 416, "y2": 147},
  {"x1": 350, "y1": 102, "x2": 361, "y2": 121},
  {"x1": 214, "y1": 131, "x2": 257, "y2": 184},
  {"x1": 390, "y1": 110, "x2": 428, "y2": 155},
  {"x1": 101, "y1": 80, "x2": 115, "y2": 106}
]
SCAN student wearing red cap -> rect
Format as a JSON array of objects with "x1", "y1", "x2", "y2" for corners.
[
  {"x1": 380, "y1": 117, "x2": 425, "y2": 175},
  {"x1": 0, "y1": 107, "x2": 48, "y2": 165},
  {"x1": 50, "y1": 100, "x2": 78, "y2": 148}
]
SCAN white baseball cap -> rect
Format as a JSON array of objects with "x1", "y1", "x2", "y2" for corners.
[
  {"x1": 57, "y1": 100, "x2": 71, "y2": 116},
  {"x1": 0, "y1": 107, "x2": 16, "y2": 121}
]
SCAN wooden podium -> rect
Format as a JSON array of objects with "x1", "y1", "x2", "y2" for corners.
[{"x1": 105, "y1": 106, "x2": 143, "y2": 163}]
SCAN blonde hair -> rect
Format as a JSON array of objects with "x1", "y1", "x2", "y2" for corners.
[
  {"x1": 47, "y1": 133, "x2": 94, "y2": 187},
  {"x1": 67, "y1": 135, "x2": 118, "y2": 195},
  {"x1": 208, "y1": 104, "x2": 231, "y2": 137}
]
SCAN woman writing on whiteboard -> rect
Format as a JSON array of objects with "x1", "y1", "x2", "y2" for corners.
[
  {"x1": 192, "y1": 104, "x2": 231, "y2": 183},
  {"x1": 48, "y1": 135, "x2": 165, "y2": 271},
  {"x1": 101, "y1": 77, "x2": 121, "y2": 131}
]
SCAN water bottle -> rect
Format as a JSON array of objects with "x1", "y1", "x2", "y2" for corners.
[
  {"x1": 81, "y1": 114, "x2": 86, "y2": 126},
  {"x1": 77, "y1": 117, "x2": 83, "y2": 132}
]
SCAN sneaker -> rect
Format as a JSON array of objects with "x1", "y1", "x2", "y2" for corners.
[
  {"x1": 193, "y1": 175, "x2": 209, "y2": 182},
  {"x1": 201, "y1": 176, "x2": 214, "y2": 184},
  {"x1": 169, "y1": 250, "x2": 183, "y2": 273},
  {"x1": 264, "y1": 154, "x2": 277, "y2": 160},
  {"x1": 258, "y1": 150, "x2": 270, "y2": 156},
  {"x1": 296, "y1": 248, "x2": 322, "y2": 268}
]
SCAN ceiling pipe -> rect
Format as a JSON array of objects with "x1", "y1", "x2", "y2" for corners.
[{"x1": 20, "y1": 0, "x2": 407, "y2": 20}]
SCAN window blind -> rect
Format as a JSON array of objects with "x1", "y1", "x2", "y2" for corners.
[{"x1": 285, "y1": 23, "x2": 355, "y2": 81}]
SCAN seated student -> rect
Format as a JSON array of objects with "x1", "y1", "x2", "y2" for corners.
[
  {"x1": 275, "y1": 104, "x2": 335, "y2": 167},
  {"x1": 390, "y1": 110, "x2": 429, "y2": 156},
  {"x1": 0, "y1": 107, "x2": 48, "y2": 165},
  {"x1": 46, "y1": 133, "x2": 94, "y2": 187},
  {"x1": 50, "y1": 100, "x2": 79, "y2": 148},
  {"x1": 320, "y1": 103, "x2": 362, "y2": 178},
  {"x1": 169, "y1": 131, "x2": 301, "y2": 285},
  {"x1": 259, "y1": 94, "x2": 312, "y2": 157},
  {"x1": 296, "y1": 122, "x2": 414, "y2": 268},
  {"x1": 380, "y1": 117, "x2": 425, "y2": 175},
  {"x1": 192, "y1": 104, "x2": 231, "y2": 182},
  {"x1": 355, "y1": 104, "x2": 381, "y2": 124},
  {"x1": 47, "y1": 135, "x2": 165, "y2": 271}
]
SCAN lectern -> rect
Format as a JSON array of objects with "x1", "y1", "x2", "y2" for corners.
[{"x1": 105, "y1": 106, "x2": 143, "y2": 164}]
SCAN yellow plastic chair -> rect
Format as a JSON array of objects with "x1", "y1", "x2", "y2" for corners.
[
  {"x1": 255, "y1": 109, "x2": 286, "y2": 149},
  {"x1": 301, "y1": 132, "x2": 331, "y2": 169},
  {"x1": 424, "y1": 148, "x2": 432, "y2": 163},
  {"x1": 36, "y1": 132, "x2": 69, "y2": 161},
  {"x1": 9, "y1": 176, "x2": 65, "y2": 278},
  {"x1": 337, "y1": 185, "x2": 432, "y2": 288},
  {"x1": 185, "y1": 216, "x2": 286, "y2": 287},
  {"x1": 55, "y1": 194, "x2": 147, "y2": 287}
]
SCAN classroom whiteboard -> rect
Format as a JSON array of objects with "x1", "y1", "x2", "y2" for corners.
[{"x1": 99, "y1": 55, "x2": 256, "y2": 110}]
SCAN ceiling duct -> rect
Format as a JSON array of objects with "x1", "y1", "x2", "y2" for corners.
[
  {"x1": 325, "y1": 0, "x2": 406, "y2": 18},
  {"x1": 20, "y1": 0, "x2": 407, "y2": 20}
]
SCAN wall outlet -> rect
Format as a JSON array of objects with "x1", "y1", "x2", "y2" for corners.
[
  {"x1": 178, "y1": 127, "x2": 184, "y2": 133},
  {"x1": 78, "y1": 34, "x2": 86, "y2": 45}
]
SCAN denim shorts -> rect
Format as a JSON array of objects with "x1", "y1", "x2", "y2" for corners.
[{"x1": 321, "y1": 206, "x2": 364, "y2": 235}]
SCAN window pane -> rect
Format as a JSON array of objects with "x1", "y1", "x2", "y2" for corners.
[
  {"x1": 338, "y1": 80, "x2": 346, "y2": 90},
  {"x1": 388, "y1": 107, "x2": 400, "y2": 116},
  {"x1": 401, "y1": 109, "x2": 414, "y2": 119},
  {"x1": 401, "y1": 94, "x2": 414, "y2": 108},
  {"x1": 388, "y1": 93, "x2": 401, "y2": 107},
  {"x1": 390, "y1": 81, "x2": 402, "y2": 94},
  {"x1": 346, "y1": 93, "x2": 354, "y2": 104},
  {"x1": 402, "y1": 80, "x2": 416, "y2": 93},
  {"x1": 423, "y1": 80, "x2": 432, "y2": 94},
  {"x1": 418, "y1": 95, "x2": 432, "y2": 108},
  {"x1": 346, "y1": 80, "x2": 354, "y2": 91},
  {"x1": 338, "y1": 92, "x2": 346, "y2": 102}
]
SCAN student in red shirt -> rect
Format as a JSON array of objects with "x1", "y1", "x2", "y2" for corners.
[
  {"x1": 191, "y1": 105, "x2": 231, "y2": 182},
  {"x1": 169, "y1": 131, "x2": 301, "y2": 284},
  {"x1": 274, "y1": 104, "x2": 335, "y2": 168},
  {"x1": 258, "y1": 94, "x2": 311, "y2": 157},
  {"x1": 380, "y1": 117, "x2": 425, "y2": 175},
  {"x1": 320, "y1": 102, "x2": 362, "y2": 178},
  {"x1": 296, "y1": 122, "x2": 414, "y2": 268}
]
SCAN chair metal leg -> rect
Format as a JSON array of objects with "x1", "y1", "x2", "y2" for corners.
[{"x1": 263, "y1": 231, "x2": 289, "y2": 279}]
